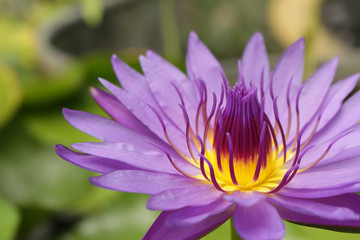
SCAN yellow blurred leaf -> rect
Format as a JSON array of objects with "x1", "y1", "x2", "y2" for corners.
[
  {"x1": 79, "y1": 0, "x2": 103, "y2": 27},
  {"x1": 0, "y1": 19, "x2": 36, "y2": 66},
  {"x1": 0, "y1": 62, "x2": 22, "y2": 128}
]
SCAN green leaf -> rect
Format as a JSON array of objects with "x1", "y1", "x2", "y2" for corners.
[
  {"x1": 24, "y1": 109, "x2": 98, "y2": 146},
  {"x1": 22, "y1": 61, "x2": 85, "y2": 106},
  {"x1": 0, "y1": 196, "x2": 20, "y2": 240},
  {"x1": 202, "y1": 219, "x2": 231, "y2": 240},
  {"x1": 61, "y1": 194, "x2": 158, "y2": 240},
  {"x1": 63, "y1": 199, "x2": 231, "y2": 240},
  {"x1": 0, "y1": 20, "x2": 36, "y2": 66},
  {"x1": 0, "y1": 123, "x2": 115, "y2": 213},
  {"x1": 79, "y1": 0, "x2": 103, "y2": 27},
  {"x1": 0, "y1": 62, "x2": 22, "y2": 128},
  {"x1": 285, "y1": 221, "x2": 360, "y2": 239}
]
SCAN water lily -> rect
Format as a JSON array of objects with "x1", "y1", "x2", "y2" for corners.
[{"x1": 56, "y1": 31, "x2": 360, "y2": 239}]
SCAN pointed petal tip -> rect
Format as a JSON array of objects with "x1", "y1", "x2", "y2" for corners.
[
  {"x1": 146, "y1": 49, "x2": 158, "y2": 58},
  {"x1": 332, "y1": 56, "x2": 340, "y2": 64},
  {"x1": 62, "y1": 107, "x2": 72, "y2": 116},
  {"x1": 111, "y1": 54, "x2": 118, "y2": 60},
  {"x1": 88, "y1": 176, "x2": 96, "y2": 183},
  {"x1": 90, "y1": 87, "x2": 108, "y2": 101},
  {"x1": 55, "y1": 144, "x2": 64, "y2": 153},
  {"x1": 292, "y1": 37, "x2": 305, "y2": 49},
  {"x1": 353, "y1": 73, "x2": 360, "y2": 81},
  {"x1": 250, "y1": 32, "x2": 264, "y2": 42},
  {"x1": 88, "y1": 176, "x2": 101, "y2": 187},
  {"x1": 139, "y1": 54, "x2": 148, "y2": 64},
  {"x1": 98, "y1": 77, "x2": 108, "y2": 86},
  {"x1": 189, "y1": 30, "x2": 198, "y2": 38},
  {"x1": 70, "y1": 142, "x2": 83, "y2": 150},
  {"x1": 111, "y1": 54, "x2": 121, "y2": 66},
  {"x1": 318, "y1": 57, "x2": 339, "y2": 72},
  {"x1": 329, "y1": 56, "x2": 340, "y2": 69},
  {"x1": 55, "y1": 144, "x2": 74, "y2": 159},
  {"x1": 297, "y1": 36, "x2": 305, "y2": 43},
  {"x1": 146, "y1": 200, "x2": 156, "y2": 210},
  {"x1": 188, "y1": 31, "x2": 200, "y2": 45},
  {"x1": 89, "y1": 85, "x2": 97, "y2": 93},
  {"x1": 281, "y1": 37, "x2": 305, "y2": 56},
  {"x1": 139, "y1": 55, "x2": 152, "y2": 69}
]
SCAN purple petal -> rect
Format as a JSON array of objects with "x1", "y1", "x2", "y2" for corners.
[
  {"x1": 317, "y1": 73, "x2": 360, "y2": 130},
  {"x1": 89, "y1": 170, "x2": 196, "y2": 194},
  {"x1": 300, "y1": 127, "x2": 360, "y2": 168},
  {"x1": 312, "y1": 86, "x2": 360, "y2": 144},
  {"x1": 90, "y1": 87, "x2": 150, "y2": 133},
  {"x1": 223, "y1": 191, "x2": 266, "y2": 207},
  {"x1": 98, "y1": 79, "x2": 164, "y2": 139},
  {"x1": 62, "y1": 108, "x2": 152, "y2": 142},
  {"x1": 111, "y1": 56, "x2": 192, "y2": 146},
  {"x1": 233, "y1": 199, "x2": 285, "y2": 240},
  {"x1": 111, "y1": 56, "x2": 187, "y2": 144},
  {"x1": 99, "y1": 78, "x2": 189, "y2": 153},
  {"x1": 313, "y1": 146, "x2": 360, "y2": 167},
  {"x1": 111, "y1": 54, "x2": 149, "y2": 98},
  {"x1": 241, "y1": 32, "x2": 270, "y2": 90},
  {"x1": 269, "y1": 194, "x2": 360, "y2": 221},
  {"x1": 186, "y1": 31, "x2": 225, "y2": 112},
  {"x1": 294, "y1": 58, "x2": 338, "y2": 140},
  {"x1": 300, "y1": 58, "x2": 338, "y2": 118},
  {"x1": 71, "y1": 142, "x2": 198, "y2": 175},
  {"x1": 282, "y1": 145, "x2": 360, "y2": 197},
  {"x1": 139, "y1": 55, "x2": 188, "y2": 131},
  {"x1": 147, "y1": 185, "x2": 223, "y2": 210},
  {"x1": 55, "y1": 145, "x2": 136, "y2": 173},
  {"x1": 272, "y1": 38, "x2": 304, "y2": 93},
  {"x1": 111, "y1": 56, "x2": 171, "y2": 134},
  {"x1": 145, "y1": 50, "x2": 199, "y2": 106},
  {"x1": 275, "y1": 193, "x2": 360, "y2": 231},
  {"x1": 280, "y1": 182, "x2": 360, "y2": 198},
  {"x1": 143, "y1": 207, "x2": 234, "y2": 240},
  {"x1": 286, "y1": 158, "x2": 360, "y2": 190},
  {"x1": 165, "y1": 198, "x2": 233, "y2": 227},
  {"x1": 266, "y1": 38, "x2": 304, "y2": 123}
]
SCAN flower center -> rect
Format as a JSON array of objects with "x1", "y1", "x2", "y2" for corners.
[
  {"x1": 202, "y1": 83, "x2": 285, "y2": 192},
  {"x1": 152, "y1": 77, "x2": 346, "y2": 194}
]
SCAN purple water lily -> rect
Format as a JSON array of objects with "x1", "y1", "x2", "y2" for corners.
[{"x1": 56, "y1": 31, "x2": 360, "y2": 240}]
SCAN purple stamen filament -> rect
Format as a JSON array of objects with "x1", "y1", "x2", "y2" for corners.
[{"x1": 152, "y1": 78, "x2": 343, "y2": 193}]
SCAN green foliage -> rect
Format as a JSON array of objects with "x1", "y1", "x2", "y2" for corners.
[
  {"x1": 79, "y1": 0, "x2": 104, "y2": 27},
  {"x1": 61, "y1": 194, "x2": 157, "y2": 240},
  {"x1": 22, "y1": 61, "x2": 86, "y2": 106},
  {"x1": 0, "y1": 62, "x2": 22, "y2": 128},
  {"x1": 0, "y1": 112, "x2": 117, "y2": 213},
  {"x1": 284, "y1": 221, "x2": 360, "y2": 240},
  {"x1": 0, "y1": 0, "x2": 359, "y2": 239},
  {"x1": 0, "y1": 196, "x2": 20, "y2": 240}
]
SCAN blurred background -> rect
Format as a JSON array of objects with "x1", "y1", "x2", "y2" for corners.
[{"x1": 1, "y1": 0, "x2": 360, "y2": 239}]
